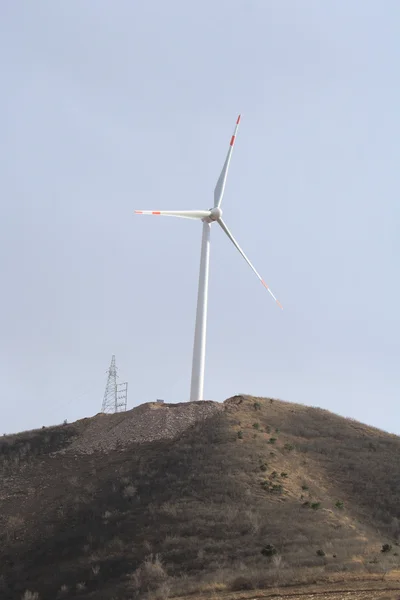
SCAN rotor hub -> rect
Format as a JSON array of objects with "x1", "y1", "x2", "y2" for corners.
[{"x1": 209, "y1": 207, "x2": 222, "y2": 221}]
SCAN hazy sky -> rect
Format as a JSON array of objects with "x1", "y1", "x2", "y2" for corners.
[{"x1": 1, "y1": 1, "x2": 399, "y2": 435}]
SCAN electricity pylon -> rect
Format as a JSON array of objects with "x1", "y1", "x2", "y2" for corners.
[{"x1": 101, "y1": 355, "x2": 128, "y2": 413}]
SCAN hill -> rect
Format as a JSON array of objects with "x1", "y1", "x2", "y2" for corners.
[{"x1": 1, "y1": 395, "x2": 400, "y2": 600}]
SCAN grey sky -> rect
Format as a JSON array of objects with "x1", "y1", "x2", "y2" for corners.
[{"x1": 1, "y1": 1, "x2": 399, "y2": 435}]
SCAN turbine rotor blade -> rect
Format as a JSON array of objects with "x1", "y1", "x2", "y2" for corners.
[
  {"x1": 135, "y1": 210, "x2": 211, "y2": 220},
  {"x1": 214, "y1": 114, "x2": 241, "y2": 209},
  {"x1": 218, "y1": 218, "x2": 283, "y2": 309}
]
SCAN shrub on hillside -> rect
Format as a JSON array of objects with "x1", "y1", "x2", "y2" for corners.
[
  {"x1": 130, "y1": 554, "x2": 169, "y2": 598},
  {"x1": 22, "y1": 592, "x2": 39, "y2": 600},
  {"x1": 261, "y1": 544, "x2": 277, "y2": 557},
  {"x1": 58, "y1": 585, "x2": 68, "y2": 595},
  {"x1": 271, "y1": 484, "x2": 283, "y2": 493},
  {"x1": 76, "y1": 582, "x2": 86, "y2": 592}
]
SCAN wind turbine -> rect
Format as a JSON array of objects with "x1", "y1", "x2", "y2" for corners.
[{"x1": 135, "y1": 115, "x2": 282, "y2": 402}]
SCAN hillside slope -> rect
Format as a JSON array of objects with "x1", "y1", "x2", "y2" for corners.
[{"x1": 0, "y1": 395, "x2": 399, "y2": 600}]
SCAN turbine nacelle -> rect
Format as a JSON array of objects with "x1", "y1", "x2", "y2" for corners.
[{"x1": 208, "y1": 207, "x2": 223, "y2": 222}]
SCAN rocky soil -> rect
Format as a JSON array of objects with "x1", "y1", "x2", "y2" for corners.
[{"x1": 58, "y1": 400, "x2": 223, "y2": 454}]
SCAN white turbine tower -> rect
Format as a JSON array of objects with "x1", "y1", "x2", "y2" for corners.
[{"x1": 135, "y1": 115, "x2": 282, "y2": 402}]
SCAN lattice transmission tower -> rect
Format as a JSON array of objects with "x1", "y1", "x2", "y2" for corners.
[{"x1": 101, "y1": 355, "x2": 128, "y2": 413}]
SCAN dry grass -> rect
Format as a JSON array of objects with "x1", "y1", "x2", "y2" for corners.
[{"x1": 129, "y1": 554, "x2": 170, "y2": 599}]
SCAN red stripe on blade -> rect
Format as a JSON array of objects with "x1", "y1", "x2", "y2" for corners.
[
  {"x1": 236, "y1": 115, "x2": 241, "y2": 124},
  {"x1": 135, "y1": 210, "x2": 143, "y2": 214},
  {"x1": 230, "y1": 135, "x2": 235, "y2": 146},
  {"x1": 152, "y1": 211, "x2": 161, "y2": 215}
]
